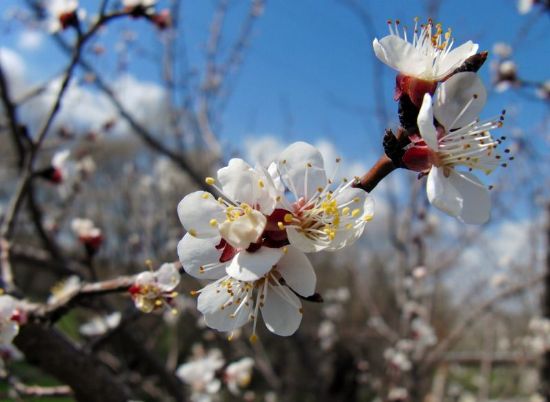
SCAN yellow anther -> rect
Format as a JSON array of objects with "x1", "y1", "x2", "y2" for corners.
[
  {"x1": 258, "y1": 179, "x2": 265, "y2": 188},
  {"x1": 205, "y1": 177, "x2": 215, "y2": 185},
  {"x1": 342, "y1": 207, "x2": 350, "y2": 216},
  {"x1": 351, "y1": 209, "x2": 361, "y2": 217},
  {"x1": 336, "y1": 157, "x2": 341, "y2": 163},
  {"x1": 317, "y1": 187, "x2": 324, "y2": 193},
  {"x1": 345, "y1": 223, "x2": 353, "y2": 230},
  {"x1": 276, "y1": 195, "x2": 282, "y2": 202},
  {"x1": 277, "y1": 222, "x2": 285, "y2": 230},
  {"x1": 171, "y1": 309, "x2": 178, "y2": 315},
  {"x1": 209, "y1": 219, "x2": 218, "y2": 227},
  {"x1": 155, "y1": 299, "x2": 163, "y2": 307},
  {"x1": 363, "y1": 215, "x2": 374, "y2": 222},
  {"x1": 201, "y1": 193, "x2": 210, "y2": 199},
  {"x1": 284, "y1": 213, "x2": 293, "y2": 223},
  {"x1": 249, "y1": 334, "x2": 258, "y2": 344},
  {"x1": 282, "y1": 247, "x2": 288, "y2": 254},
  {"x1": 306, "y1": 162, "x2": 312, "y2": 168},
  {"x1": 189, "y1": 229, "x2": 197, "y2": 237},
  {"x1": 353, "y1": 197, "x2": 360, "y2": 203}
]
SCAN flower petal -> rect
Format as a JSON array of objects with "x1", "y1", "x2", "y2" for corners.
[
  {"x1": 177, "y1": 191, "x2": 226, "y2": 238},
  {"x1": 286, "y1": 227, "x2": 328, "y2": 253},
  {"x1": 177, "y1": 234, "x2": 227, "y2": 280},
  {"x1": 217, "y1": 158, "x2": 257, "y2": 204},
  {"x1": 219, "y1": 209, "x2": 266, "y2": 250},
  {"x1": 434, "y1": 72, "x2": 487, "y2": 130},
  {"x1": 197, "y1": 280, "x2": 252, "y2": 332},
  {"x1": 0, "y1": 295, "x2": 16, "y2": 317},
  {"x1": 276, "y1": 247, "x2": 316, "y2": 297},
  {"x1": 329, "y1": 189, "x2": 374, "y2": 250},
  {"x1": 373, "y1": 36, "x2": 429, "y2": 77},
  {"x1": 426, "y1": 166, "x2": 462, "y2": 217},
  {"x1": 433, "y1": 41, "x2": 478, "y2": 80},
  {"x1": 261, "y1": 283, "x2": 302, "y2": 336},
  {"x1": 277, "y1": 142, "x2": 327, "y2": 201},
  {"x1": 156, "y1": 263, "x2": 181, "y2": 292},
  {"x1": 0, "y1": 322, "x2": 19, "y2": 344},
  {"x1": 448, "y1": 170, "x2": 491, "y2": 224},
  {"x1": 417, "y1": 93, "x2": 439, "y2": 150},
  {"x1": 226, "y1": 247, "x2": 284, "y2": 282},
  {"x1": 135, "y1": 271, "x2": 155, "y2": 286}
]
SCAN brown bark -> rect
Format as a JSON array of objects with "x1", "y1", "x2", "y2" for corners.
[{"x1": 14, "y1": 323, "x2": 132, "y2": 402}]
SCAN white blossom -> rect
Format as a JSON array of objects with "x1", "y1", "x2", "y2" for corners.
[
  {"x1": 403, "y1": 72, "x2": 509, "y2": 224},
  {"x1": 411, "y1": 317, "x2": 437, "y2": 353},
  {"x1": 71, "y1": 218, "x2": 103, "y2": 253},
  {"x1": 275, "y1": 142, "x2": 374, "y2": 253},
  {"x1": 79, "y1": 312, "x2": 122, "y2": 337},
  {"x1": 178, "y1": 158, "x2": 317, "y2": 338},
  {"x1": 130, "y1": 263, "x2": 180, "y2": 313},
  {"x1": 318, "y1": 320, "x2": 337, "y2": 351},
  {"x1": 123, "y1": 0, "x2": 157, "y2": 8},
  {"x1": 47, "y1": 275, "x2": 81, "y2": 305},
  {"x1": 224, "y1": 357, "x2": 254, "y2": 395},
  {"x1": 492, "y1": 42, "x2": 513, "y2": 59},
  {"x1": 373, "y1": 18, "x2": 478, "y2": 82},
  {"x1": 177, "y1": 346, "x2": 225, "y2": 402},
  {"x1": 388, "y1": 387, "x2": 408, "y2": 401},
  {"x1": 45, "y1": 0, "x2": 80, "y2": 32},
  {"x1": 180, "y1": 240, "x2": 316, "y2": 339},
  {"x1": 384, "y1": 348, "x2": 411, "y2": 372},
  {"x1": 518, "y1": 0, "x2": 535, "y2": 14}
]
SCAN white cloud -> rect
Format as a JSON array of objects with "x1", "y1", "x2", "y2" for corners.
[
  {"x1": 244, "y1": 135, "x2": 284, "y2": 166},
  {"x1": 1, "y1": 48, "x2": 170, "y2": 138},
  {"x1": 17, "y1": 30, "x2": 44, "y2": 51},
  {"x1": 0, "y1": 47, "x2": 27, "y2": 96}
]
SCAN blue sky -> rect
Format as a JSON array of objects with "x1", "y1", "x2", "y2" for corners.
[{"x1": 1, "y1": 0, "x2": 548, "y2": 166}]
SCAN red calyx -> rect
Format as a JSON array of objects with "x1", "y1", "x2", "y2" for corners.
[
  {"x1": 151, "y1": 10, "x2": 171, "y2": 30},
  {"x1": 402, "y1": 145, "x2": 434, "y2": 173},
  {"x1": 80, "y1": 235, "x2": 103, "y2": 256},
  {"x1": 38, "y1": 167, "x2": 63, "y2": 184},
  {"x1": 128, "y1": 284, "x2": 141, "y2": 295},
  {"x1": 10, "y1": 310, "x2": 22, "y2": 324},
  {"x1": 395, "y1": 74, "x2": 438, "y2": 108},
  {"x1": 59, "y1": 11, "x2": 78, "y2": 30},
  {"x1": 50, "y1": 168, "x2": 63, "y2": 184},
  {"x1": 126, "y1": 5, "x2": 148, "y2": 18}
]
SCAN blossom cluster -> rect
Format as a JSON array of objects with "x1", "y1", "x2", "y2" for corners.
[
  {"x1": 176, "y1": 142, "x2": 374, "y2": 339},
  {"x1": 176, "y1": 344, "x2": 255, "y2": 401},
  {"x1": 373, "y1": 18, "x2": 512, "y2": 224}
]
